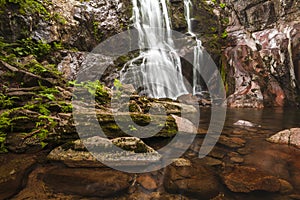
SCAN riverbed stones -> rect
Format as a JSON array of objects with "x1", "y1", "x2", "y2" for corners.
[
  {"x1": 267, "y1": 128, "x2": 300, "y2": 148},
  {"x1": 223, "y1": 166, "x2": 282, "y2": 193},
  {"x1": 164, "y1": 160, "x2": 221, "y2": 198}
]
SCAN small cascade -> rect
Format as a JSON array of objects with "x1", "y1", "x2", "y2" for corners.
[
  {"x1": 184, "y1": 0, "x2": 204, "y2": 95},
  {"x1": 120, "y1": 0, "x2": 204, "y2": 99}
]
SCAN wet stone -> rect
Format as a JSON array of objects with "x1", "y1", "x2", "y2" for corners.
[
  {"x1": 237, "y1": 147, "x2": 252, "y2": 155},
  {"x1": 172, "y1": 158, "x2": 192, "y2": 167},
  {"x1": 279, "y1": 179, "x2": 294, "y2": 194},
  {"x1": 42, "y1": 167, "x2": 133, "y2": 197},
  {"x1": 230, "y1": 156, "x2": 244, "y2": 163},
  {"x1": 200, "y1": 156, "x2": 223, "y2": 166},
  {"x1": 223, "y1": 166, "x2": 282, "y2": 193},
  {"x1": 209, "y1": 147, "x2": 226, "y2": 159},
  {"x1": 164, "y1": 160, "x2": 221, "y2": 198},
  {"x1": 218, "y1": 136, "x2": 246, "y2": 148},
  {"x1": 136, "y1": 175, "x2": 157, "y2": 191}
]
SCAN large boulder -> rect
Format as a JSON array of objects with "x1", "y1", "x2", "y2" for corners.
[{"x1": 267, "y1": 128, "x2": 300, "y2": 148}]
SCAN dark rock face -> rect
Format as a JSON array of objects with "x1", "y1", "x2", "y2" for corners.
[
  {"x1": 224, "y1": 0, "x2": 300, "y2": 107},
  {"x1": 0, "y1": 0, "x2": 132, "y2": 51}
]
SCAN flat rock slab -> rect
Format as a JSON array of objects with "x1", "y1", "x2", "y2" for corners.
[
  {"x1": 47, "y1": 136, "x2": 161, "y2": 168},
  {"x1": 267, "y1": 128, "x2": 300, "y2": 148},
  {"x1": 42, "y1": 167, "x2": 133, "y2": 197}
]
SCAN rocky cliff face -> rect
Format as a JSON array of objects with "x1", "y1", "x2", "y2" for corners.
[
  {"x1": 223, "y1": 0, "x2": 300, "y2": 107},
  {"x1": 0, "y1": 0, "x2": 132, "y2": 51},
  {"x1": 1, "y1": 0, "x2": 299, "y2": 107}
]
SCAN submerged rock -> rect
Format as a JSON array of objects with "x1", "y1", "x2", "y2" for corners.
[
  {"x1": 233, "y1": 120, "x2": 261, "y2": 128},
  {"x1": 223, "y1": 166, "x2": 283, "y2": 193},
  {"x1": 42, "y1": 167, "x2": 132, "y2": 197},
  {"x1": 267, "y1": 128, "x2": 300, "y2": 148},
  {"x1": 164, "y1": 159, "x2": 221, "y2": 198},
  {"x1": 217, "y1": 136, "x2": 246, "y2": 148}
]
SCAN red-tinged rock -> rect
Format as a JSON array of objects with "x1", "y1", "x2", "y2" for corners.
[{"x1": 223, "y1": 166, "x2": 282, "y2": 193}]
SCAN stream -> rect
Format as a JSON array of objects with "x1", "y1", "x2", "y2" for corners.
[{"x1": 1, "y1": 107, "x2": 300, "y2": 199}]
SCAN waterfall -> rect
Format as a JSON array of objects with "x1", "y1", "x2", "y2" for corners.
[
  {"x1": 120, "y1": 0, "x2": 203, "y2": 99},
  {"x1": 184, "y1": 0, "x2": 204, "y2": 95}
]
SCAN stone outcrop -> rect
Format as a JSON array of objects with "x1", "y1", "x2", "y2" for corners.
[{"x1": 223, "y1": 0, "x2": 300, "y2": 107}]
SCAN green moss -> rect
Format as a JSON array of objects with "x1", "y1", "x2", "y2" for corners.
[
  {"x1": 71, "y1": 80, "x2": 110, "y2": 105},
  {"x1": 0, "y1": 0, "x2": 50, "y2": 19}
]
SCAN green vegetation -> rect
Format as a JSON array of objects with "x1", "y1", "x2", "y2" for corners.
[
  {"x1": 221, "y1": 30, "x2": 228, "y2": 39},
  {"x1": 70, "y1": 80, "x2": 110, "y2": 104},
  {"x1": 0, "y1": 0, "x2": 50, "y2": 18},
  {"x1": 0, "y1": 37, "x2": 64, "y2": 64},
  {"x1": 219, "y1": 3, "x2": 226, "y2": 9},
  {"x1": 92, "y1": 21, "x2": 103, "y2": 41}
]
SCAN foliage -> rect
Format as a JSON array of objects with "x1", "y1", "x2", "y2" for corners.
[
  {"x1": 13, "y1": 38, "x2": 51, "y2": 57},
  {"x1": 219, "y1": 3, "x2": 226, "y2": 9},
  {"x1": 0, "y1": 37, "x2": 64, "y2": 63},
  {"x1": 221, "y1": 30, "x2": 228, "y2": 39},
  {"x1": 0, "y1": 0, "x2": 50, "y2": 18},
  {"x1": 0, "y1": 93, "x2": 14, "y2": 109},
  {"x1": 60, "y1": 102, "x2": 73, "y2": 113},
  {"x1": 70, "y1": 80, "x2": 110, "y2": 104},
  {"x1": 53, "y1": 13, "x2": 67, "y2": 25},
  {"x1": 113, "y1": 79, "x2": 122, "y2": 91},
  {"x1": 0, "y1": 111, "x2": 10, "y2": 152}
]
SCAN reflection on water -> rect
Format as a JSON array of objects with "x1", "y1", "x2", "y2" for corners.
[
  {"x1": 200, "y1": 107, "x2": 300, "y2": 131},
  {"x1": 198, "y1": 107, "x2": 300, "y2": 199}
]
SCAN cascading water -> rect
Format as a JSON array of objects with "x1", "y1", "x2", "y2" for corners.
[
  {"x1": 184, "y1": 0, "x2": 204, "y2": 95},
  {"x1": 120, "y1": 0, "x2": 204, "y2": 99}
]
